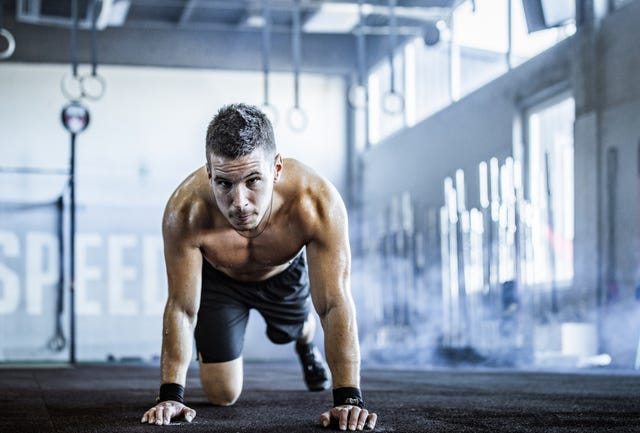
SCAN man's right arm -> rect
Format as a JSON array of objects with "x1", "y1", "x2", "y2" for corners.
[
  {"x1": 141, "y1": 203, "x2": 202, "y2": 425},
  {"x1": 160, "y1": 227, "x2": 202, "y2": 387}
]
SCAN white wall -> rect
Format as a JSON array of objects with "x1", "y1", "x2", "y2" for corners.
[
  {"x1": 0, "y1": 63, "x2": 346, "y2": 204},
  {"x1": 0, "y1": 63, "x2": 346, "y2": 362}
]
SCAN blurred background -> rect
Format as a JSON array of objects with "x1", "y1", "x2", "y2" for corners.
[{"x1": 0, "y1": 0, "x2": 639, "y2": 371}]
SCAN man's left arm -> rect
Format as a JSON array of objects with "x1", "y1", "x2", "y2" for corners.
[{"x1": 305, "y1": 181, "x2": 377, "y2": 431}]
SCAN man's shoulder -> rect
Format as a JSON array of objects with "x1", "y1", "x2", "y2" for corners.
[
  {"x1": 282, "y1": 158, "x2": 344, "y2": 221},
  {"x1": 283, "y1": 158, "x2": 332, "y2": 193},
  {"x1": 163, "y1": 166, "x2": 212, "y2": 234}
]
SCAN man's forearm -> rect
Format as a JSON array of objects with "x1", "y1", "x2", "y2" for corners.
[
  {"x1": 160, "y1": 304, "x2": 196, "y2": 386},
  {"x1": 321, "y1": 302, "x2": 361, "y2": 389}
]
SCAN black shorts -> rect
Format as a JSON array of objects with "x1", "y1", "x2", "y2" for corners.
[{"x1": 195, "y1": 252, "x2": 311, "y2": 363}]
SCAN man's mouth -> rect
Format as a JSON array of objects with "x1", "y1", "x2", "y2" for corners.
[{"x1": 234, "y1": 213, "x2": 252, "y2": 223}]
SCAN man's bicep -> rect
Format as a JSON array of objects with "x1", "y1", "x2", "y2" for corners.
[
  {"x1": 306, "y1": 200, "x2": 352, "y2": 317},
  {"x1": 164, "y1": 241, "x2": 203, "y2": 318}
]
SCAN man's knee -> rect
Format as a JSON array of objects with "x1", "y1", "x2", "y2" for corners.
[
  {"x1": 203, "y1": 384, "x2": 241, "y2": 406},
  {"x1": 199, "y1": 355, "x2": 243, "y2": 407}
]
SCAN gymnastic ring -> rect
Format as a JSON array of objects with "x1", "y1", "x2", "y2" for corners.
[
  {"x1": 382, "y1": 90, "x2": 405, "y2": 115},
  {"x1": 347, "y1": 84, "x2": 367, "y2": 110},
  {"x1": 260, "y1": 103, "x2": 279, "y2": 126},
  {"x1": 287, "y1": 106, "x2": 307, "y2": 132},
  {"x1": 80, "y1": 73, "x2": 106, "y2": 101},
  {"x1": 60, "y1": 72, "x2": 84, "y2": 102},
  {"x1": 0, "y1": 28, "x2": 16, "y2": 60}
]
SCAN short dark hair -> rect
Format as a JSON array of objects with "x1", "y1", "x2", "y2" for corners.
[{"x1": 206, "y1": 103, "x2": 276, "y2": 164}]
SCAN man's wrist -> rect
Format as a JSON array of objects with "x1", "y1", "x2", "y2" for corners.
[
  {"x1": 333, "y1": 387, "x2": 365, "y2": 408},
  {"x1": 156, "y1": 383, "x2": 185, "y2": 404}
]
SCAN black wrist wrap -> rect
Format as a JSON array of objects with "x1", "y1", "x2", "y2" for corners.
[
  {"x1": 157, "y1": 383, "x2": 185, "y2": 404},
  {"x1": 333, "y1": 387, "x2": 365, "y2": 408}
]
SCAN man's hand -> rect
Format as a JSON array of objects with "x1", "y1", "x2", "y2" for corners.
[
  {"x1": 141, "y1": 401, "x2": 196, "y2": 426},
  {"x1": 320, "y1": 405, "x2": 377, "y2": 431}
]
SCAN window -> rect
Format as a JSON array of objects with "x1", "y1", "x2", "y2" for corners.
[
  {"x1": 408, "y1": 38, "x2": 451, "y2": 125},
  {"x1": 525, "y1": 95, "x2": 575, "y2": 286},
  {"x1": 363, "y1": 0, "x2": 576, "y2": 147},
  {"x1": 510, "y1": 1, "x2": 576, "y2": 67}
]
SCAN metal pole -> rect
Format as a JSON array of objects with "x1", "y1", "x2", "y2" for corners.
[
  {"x1": 606, "y1": 147, "x2": 618, "y2": 301},
  {"x1": 262, "y1": 0, "x2": 271, "y2": 105},
  {"x1": 388, "y1": 0, "x2": 397, "y2": 94},
  {"x1": 440, "y1": 205, "x2": 451, "y2": 347},
  {"x1": 544, "y1": 152, "x2": 558, "y2": 314},
  {"x1": 506, "y1": 0, "x2": 512, "y2": 70},
  {"x1": 69, "y1": 132, "x2": 77, "y2": 364},
  {"x1": 292, "y1": 0, "x2": 301, "y2": 109}
]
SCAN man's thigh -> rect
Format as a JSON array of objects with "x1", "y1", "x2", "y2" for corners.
[{"x1": 195, "y1": 302, "x2": 249, "y2": 362}]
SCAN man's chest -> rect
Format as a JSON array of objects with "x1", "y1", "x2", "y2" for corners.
[{"x1": 199, "y1": 224, "x2": 307, "y2": 278}]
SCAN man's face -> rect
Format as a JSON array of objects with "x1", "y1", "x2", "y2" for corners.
[{"x1": 207, "y1": 149, "x2": 282, "y2": 233}]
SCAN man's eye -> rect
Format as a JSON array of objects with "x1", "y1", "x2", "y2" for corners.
[
  {"x1": 248, "y1": 178, "x2": 260, "y2": 185},
  {"x1": 218, "y1": 181, "x2": 231, "y2": 189}
]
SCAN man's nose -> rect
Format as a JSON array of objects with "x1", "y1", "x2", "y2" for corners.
[{"x1": 231, "y1": 186, "x2": 248, "y2": 209}]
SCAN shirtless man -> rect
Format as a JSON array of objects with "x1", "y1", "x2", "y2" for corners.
[{"x1": 141, "y1": 104, "x2": 377, "y2": 431}]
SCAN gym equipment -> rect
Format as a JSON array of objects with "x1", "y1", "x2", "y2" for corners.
[
  {"x1": 439, "y1": 203, "x2": 451, "y2": 347},
  {"x1": 61, "y1": 100, "x2": 91, "y2": 364},
  {"x1": 478, "y1": 161, "x2": 491, "y2": 297},
  {"x1": 454, "y1": 170, "x2": 470, "y2": 347},
  {"x1": 47, "y1": 197, "x2": 66, "y2": 352},
  {"x1": 0, "y1": 0, "x2": 16, "y2": 60},
  {"x1": 544, "y1": 152, "x2": 559, "y2": 314},
  {"x1": 356, "y1": 152, "x2": 572, "y2": 364},
  {"x1": 0, "y1": 29, "x2": 13, "y2": 60},
  {"x1": 605, "y1": 147, "x2": 618, "y2": 302},
  {"x1": 348, "y1": 0, "x2": 368, "y2": 110},
  {"x1": 437, "y1": 155, "x2": 543, "y2": 360},
  {"x1": 260, "y1": 0, "x2": 278, "y2": 124},
  {"x1": 488, "y1": 157, "x2": 501, "y2": 317},
  {"x1": 442, "y1": 177, "x2": 462, "y2": 347},
  {"x1": 287, "y1": 0, "x2": 307, "y2": 132},
  {"x1": 61, "y1": 0, "x2": 106, "y2": 102},
  {"x1": 382, "y1": 0, "x2": 404, "y2": 114}
]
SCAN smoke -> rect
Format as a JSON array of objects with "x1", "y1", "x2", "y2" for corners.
[
  {"x1": 600, "y1": 298, "x2": 640, "y2": 368},
  {"x1": 348, "y1": 196, "x2": 640, "y2": 371}
]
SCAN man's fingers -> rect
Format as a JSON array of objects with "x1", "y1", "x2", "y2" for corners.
[
  {"x1": 155, "y1": 406, "x2": 165, "y2": 425},
  {"x1": 320, "y1": 406, "x2": 378, "y2": 431},
  {"x1": 355, "y1": 408, "x2": 369, "y2": 431},
  {"x1": 148, "y1": 408, "x2": 157, "y2": 425},
  {"x1": 365, "y1": 412, "x2": 378, "y2": 430},
  {"x1": 347, "y1": 407, "x2": 362, "y2": 431},
  {"x1": 335, "y1": 406, "x2": 350, "y2": 431},
  {"x1": 182, "y1": 407, "x2": 196, "y2": 423},
  {"x1": 144, "y1": 409, "x2": 154, "y2": 424},
  {"x1": 164, "y1": 407, "x2": 171, "y2": 425},
  {"x1": 141, "y1": 402, "x2": 195, "y2": 425},
  {"x1": 319, "y1": 410, "x2": 331, "y2": 428}
]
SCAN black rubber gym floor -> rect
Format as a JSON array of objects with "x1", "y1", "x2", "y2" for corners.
[{"x1": 1, "y1": 362, "x2": 639, "y2": 432}]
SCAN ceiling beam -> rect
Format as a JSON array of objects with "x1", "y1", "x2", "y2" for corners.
[{"x1": 2, "y1": 15, "x2": 393, "y2": 75}]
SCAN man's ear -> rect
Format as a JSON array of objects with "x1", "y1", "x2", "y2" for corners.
[
  {"x1": 206, "y1": 163, "x2": 212, "y2": 180},
  {"x1": 273, "y1": 154, "x2": 283, "y2": 182}
]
